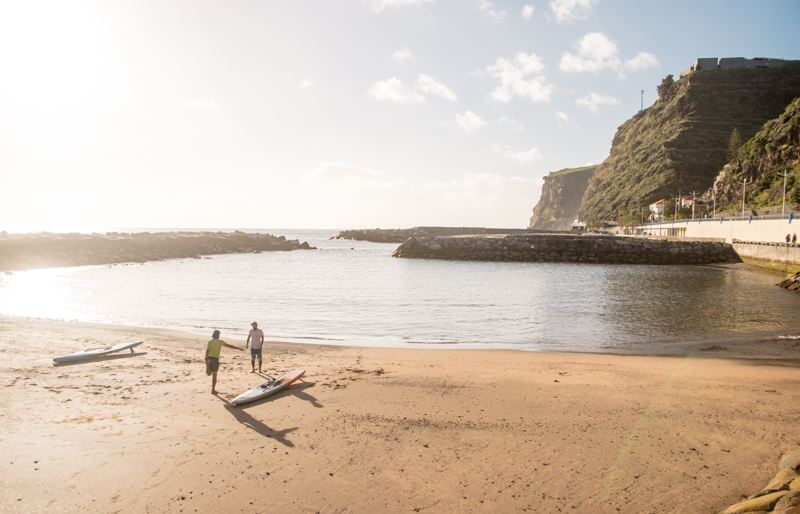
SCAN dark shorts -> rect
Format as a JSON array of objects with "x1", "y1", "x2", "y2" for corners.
[
  {"x1": 250, "y1": 348, "x2": 262, "y2": 360},
  {"x1": 206, "y1": 357, "x2": 220, "y2": 372}
]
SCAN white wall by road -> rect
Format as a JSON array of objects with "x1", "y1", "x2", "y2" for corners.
[{"x1": 629, "y1": 215, "x2": 798, "y2": 244}]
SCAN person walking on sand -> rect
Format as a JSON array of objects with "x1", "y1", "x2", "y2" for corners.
[
  {"x1": 205, "y1": 330, "x2": 243, "y2": 394},
  {"x1": 245, "y1": 321, "x2": 265, "y2": 373}
]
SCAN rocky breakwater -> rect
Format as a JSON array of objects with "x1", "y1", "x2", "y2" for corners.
[
  {"x1": 391, "y1": 234, "x2": 740, "y2": 265},
  {"x1": 718, "y1": 446, "x2": 800, "y2": 514},
  {"x1": 0, "y1": 231, "x2": 315, "y2": 273},
  {"x1": 331, "y1": 228, "x2": 424, "y2": 243}
]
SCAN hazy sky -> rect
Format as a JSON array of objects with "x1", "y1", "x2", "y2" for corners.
[{"x1": 1, "y1": 0, "x2": 798, "y2": 231}]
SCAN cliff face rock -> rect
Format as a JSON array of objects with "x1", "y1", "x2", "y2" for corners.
[
  {"x1": 529, "y1": 166, "x2": 596, "y2": 230},
  {"x1": 579, "y1": 62, "x2": 800, "y2": 221},
  {"x1": 714, "y1": 96, "x2": 800, "y2": 211}
]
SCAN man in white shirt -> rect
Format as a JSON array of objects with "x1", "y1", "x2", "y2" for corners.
[{"x1": 245, "y1": 321, "x2": 265, "y2": 373}]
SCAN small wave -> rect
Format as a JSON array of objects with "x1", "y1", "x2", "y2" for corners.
[
  {"x1": 408, "y1": 341, "x2": 459, "y2": 345},
  {"x1": 779, "y1": 335, "x2": 800, "y2": 340}
]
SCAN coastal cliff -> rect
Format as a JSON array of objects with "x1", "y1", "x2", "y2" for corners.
[
  {"x1": 529, "y1": 165, "x2": 596, "y2": 230},
  {"x1": 578, "y1": 62, "x2": 800, "y2": 221},
  {"x1": 0, "y1": 231, "x2": 315, "y2": 273}
]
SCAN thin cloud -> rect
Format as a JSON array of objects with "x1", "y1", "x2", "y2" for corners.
[
  {"x1": 576, "y1": 92, "x2": 619, "y2": 114},
  {"x1": 492, "y1": 144, "x2": 542, "y2": 163},
  {"x1": 555, "y1": 111, "x2": 569, "y2": 121},
  {"x1": 498, "y1": 116, "x2": 524, "y2": 131},
  {"x1": 364, "y1": 0, "x2": 433, "y2": 13},
  {"x1": 416, "y1": 75, "x2": 458, "y2": 102},
  {"x1": 485, "y1": 53, "x2": 554, "y2": 103},
  {"x1": 560, "y1": 33, "x2": 659, "y2": 77},
  {"x1": 522, "y1": 5, "x2": 535, "y2": 19},
  {"x1": 298, "y1": 80, "x2": 314, "y2": 89},
  {"x1": 474, "y1": 0, "x2": 506, "y2": 21},
  {"x1": 559, "y1": 32, "x2": 620, "y2": 73},
  {"x1": 368, "y1": 78, "x2": 425, "y2": 104},
  {"x1": 455, "y1": 111, "x2": 488, "y2": 133},
  {"x1": 392, "y1": 49, "x2": 413, "y2": 62},
  {"x1": 624, "y1": 52, "x2": 660, "y2": 72},
  {"x1": 302, "y1": 162, "x2": 385, "y2": 181},
  {"x1": 184, "y1": 97, "x2": 221, "y2": 111},
  {"x1": 550, "y1": 0, "x2": 597, "y2": 23}
]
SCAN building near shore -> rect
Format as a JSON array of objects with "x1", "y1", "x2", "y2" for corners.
[{"x1": 679, "y1": 56, "x2": 795, "y2": 78}]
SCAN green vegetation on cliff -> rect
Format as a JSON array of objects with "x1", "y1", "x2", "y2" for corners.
[
  {"x1": 716, "y1": 96, "x2": 800, "y2": 213},
  {"x1": 578, "y1": 62, "x2": 800, "y2": 221},
  {"x1": 529, "y1": 165, "x2": 596, "y2": 230}
]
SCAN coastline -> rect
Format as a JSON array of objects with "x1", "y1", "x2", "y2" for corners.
[{"x1": 2, "y1": 315, "x2": 800, "y2": 513}]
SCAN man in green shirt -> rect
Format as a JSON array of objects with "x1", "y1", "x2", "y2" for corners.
[{"x1": 205, "y1": 330, "x2": 244, "y2": 394}]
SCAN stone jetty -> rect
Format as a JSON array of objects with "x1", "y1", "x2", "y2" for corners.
[
  {"x1": 0, "y1": 231, "x2": 315, "y2": 273},
  {"x1": 391, "y1": 234, "x2": 739, "y2": 265},
  {"x1": 718, "y1": 446, "x2": 800, "y2": 514},
  {"x1": 332, "y1": 226, "x2": 537, "y2": 244},
  {"x1": 332, "y1": 228, "x2": 422, "y2": 243}
]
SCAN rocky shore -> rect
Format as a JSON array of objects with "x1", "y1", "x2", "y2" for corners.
[
  {"x1": 392, "y1": 234, "x2": 740, "y2": 264},
  {"x1": 0, "y1": 231, "x2": 315, "y2": 272},
  {"x1": 718, "y1": 447, "x2": 800, "y2": 514},
  {"x1": 778, "y1": 271, "x2": 800, "y2": 293}
]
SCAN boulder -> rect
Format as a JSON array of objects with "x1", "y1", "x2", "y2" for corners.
[
  {"x1": 775, "y1": 489, "x2": 800, "y2": 511},
  {"x1": 751, "y1": 468, "x2": 800, "y2": 498},
  {"x1": 781, "y1": 450, "x2": 800, "y2": 472},
  {"x1": 720, "y1": 491, "x2": 789, "y2": 514}
]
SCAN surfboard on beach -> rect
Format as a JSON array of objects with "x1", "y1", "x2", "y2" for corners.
[
  {"x1": 53, "y1": 341, "x2": 143, "y2": 363},
  {"x1": 231, "y1": 369, "x2": 305, "y2": 406}
]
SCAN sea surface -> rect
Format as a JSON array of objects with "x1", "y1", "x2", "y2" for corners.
[{"x1": 1, "y1": 229, "x2": 798, "y2": 354}]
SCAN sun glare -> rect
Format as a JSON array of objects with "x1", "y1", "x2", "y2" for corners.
[{"x1": 0, "y1": 267, "x2": 91, "y2": 320}]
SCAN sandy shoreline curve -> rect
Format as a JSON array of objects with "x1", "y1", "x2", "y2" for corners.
[{"x1": 2, "y1": 314, "x2": 799, "y2": 513}]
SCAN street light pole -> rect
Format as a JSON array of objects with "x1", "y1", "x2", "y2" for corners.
[
  {"x1": 738, "y1": 179, "x2": 752, "y2": 217},
  {"x1": 713, "y1": 183, "x2": 717, "y2": 218},
  {"x1": 689, "y1": 190, "x2": 699, "y2": 219},
  {"x1": 778, "y1": 171, "x2": 790, "y2": 215}
]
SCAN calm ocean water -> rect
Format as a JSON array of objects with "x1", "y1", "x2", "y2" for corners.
[{"x1": 1, "y1": 229, "x2": 798, "y2": 354}]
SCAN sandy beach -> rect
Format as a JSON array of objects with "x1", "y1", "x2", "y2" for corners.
[{"x1": 1, "y1": 315, "x2": 799, "y2": 513}]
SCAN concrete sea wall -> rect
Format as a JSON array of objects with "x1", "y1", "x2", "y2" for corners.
[
  {"x1": 631, "y1": 215, "x2": 798, "y2": 244},
  {"x1": 733, "y1": 241, "x2": 800, "y2": 270},
  {"x1": 0, "y1": 231, "x2": 315, "y2": 273},
  {"x1": 391, "y1": 234, "x2": 739, "y2": 265}
]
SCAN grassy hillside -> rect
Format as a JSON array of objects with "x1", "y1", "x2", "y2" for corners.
[
  {"x1": 579, "y1": 62, "x2": 800, "y2": 220},
  {"x1": 715, "y1": 96, "x2": 800, "y2": 213}
]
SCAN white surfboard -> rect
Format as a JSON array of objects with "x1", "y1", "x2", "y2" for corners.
[
  {"x1": 53, "y1": 341, "x2": 143, "y2": 363},
  {"x1": 231, "y1": 369, "x2": 305, "y2": 406}
]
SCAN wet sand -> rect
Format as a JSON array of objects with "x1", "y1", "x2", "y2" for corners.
[{"x1": 1, "y1": 314, "x2": 800, "y2": 513}]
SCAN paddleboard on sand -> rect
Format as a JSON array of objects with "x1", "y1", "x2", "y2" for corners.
[
  {"x1": 231, "y1": 369, "x2": 305, "y2": 406},
  {"x1": 53, "y1": 341, "x2": 143, "y2": 363}
]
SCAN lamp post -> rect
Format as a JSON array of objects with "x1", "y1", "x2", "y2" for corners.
[
  {"x1": 778, "y1": 171, "x2": 790, "y2": 215},
  {"x1": 713, "y1": 183, "x2": 717, "y2": 218},
  {"x1": 738, "y1": 179, "x2": 752, "y2": 217},
  {"x1": 689, "y1": 190, "x2": 699, "y2": 219}
]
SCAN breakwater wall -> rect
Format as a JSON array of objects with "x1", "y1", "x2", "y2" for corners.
[
  {"x1": 391, "y1": 235, "x2": 739, "y2": 264},
  {"x1": 333, "y1": 226, "x2": 537, "y2": 243},
  {"x1": 0, "y1": 231, "x2": 315, "y2": 273}
]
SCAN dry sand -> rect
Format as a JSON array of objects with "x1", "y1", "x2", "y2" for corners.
[{"x1": 2, "y1": 315, "x2": 800, "y2": 513}]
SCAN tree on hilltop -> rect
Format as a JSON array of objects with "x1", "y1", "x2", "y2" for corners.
[{"x1": 657, "y1": 74, "x2": 676, "y2": 102}]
